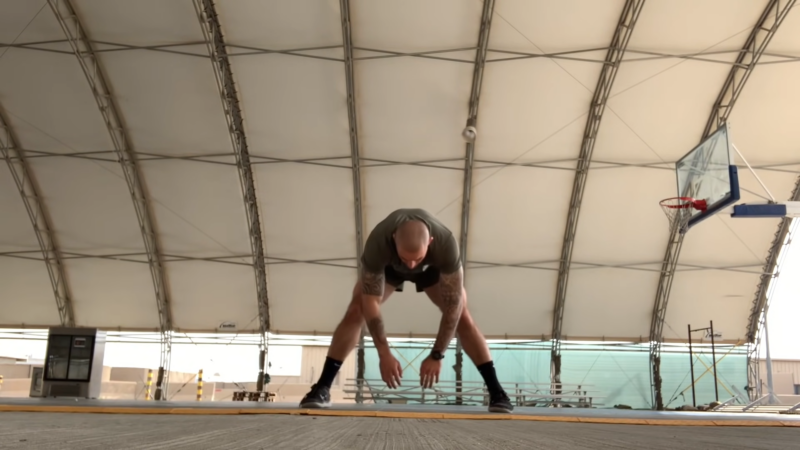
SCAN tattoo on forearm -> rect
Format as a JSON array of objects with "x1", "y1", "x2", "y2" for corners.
[
  {"x1": 361, "y1": 270, "x2": 385, "y2": 297},
  {"x1": 434, "y1": 268, "x2": 464, "y2": 352},
  {"x1": 366, "y1": 317, "x2": 388, "y2": 348}
]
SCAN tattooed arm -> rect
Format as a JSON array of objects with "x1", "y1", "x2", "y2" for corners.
[
  {"x1": 432, "y1": 266, "x2": 464, "y2": 353},
  {"x1": 360, "y1": 269, "x2": 391, "y2": 357}
]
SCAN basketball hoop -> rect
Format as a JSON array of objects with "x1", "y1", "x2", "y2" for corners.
[{"x1": 659, "y1": 197, "x2": 708, "y2": 231}]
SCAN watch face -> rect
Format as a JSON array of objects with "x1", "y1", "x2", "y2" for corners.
[{"x1": 432, "y1": 351, "x2": 444, "y2": 360}]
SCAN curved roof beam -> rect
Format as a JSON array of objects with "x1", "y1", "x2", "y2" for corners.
[
  {"x1": 746, "y1": 175, "x2": 800, "y2": 398},
  {"x1": 1, "y1": 108, "x2": 75, "y2": 327},
  {"x1": 340, "y1": 0, "x2": 364, "y2": 283},
  {"x1": 748, "y1": 179, "x2": 800, "y2": 339},
  {"x1": 648, "y1": 0, "x2": 797, "y2": 410},
  {"x1": 46, "y1": 0, "x2": 173, "y2": 333},
  {"x1": 339, "y1": 0, "x2": 368, "y2": 400},
  {"x1": 191, "y1": 0, "x2": 271, "y2": 335},
  {"x1": 460, "y1": 0, "x2": 495, "y2": 274},
  {"x1": 550, "y1": 0, "x2": 645, "y2": 387},
  {"x1": 455, "y1": 0, "x2": 496, "y2": 397}
]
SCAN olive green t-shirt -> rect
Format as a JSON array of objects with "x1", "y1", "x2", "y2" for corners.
[{"x1": 361, "y1": 208, "x2": 461, "y2": 276}]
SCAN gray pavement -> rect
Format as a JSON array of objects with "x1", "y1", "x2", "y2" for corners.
[{"x1": 0, "y1": 411, "x2": 798, "y2": 449}]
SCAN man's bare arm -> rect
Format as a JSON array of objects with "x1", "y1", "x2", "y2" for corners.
[
  {"x1": 433, "y1": 267, "x2": 464, "y2": 353},
  {"x1": 361, "y1": 270, "x2": 391, "y2": 356}
]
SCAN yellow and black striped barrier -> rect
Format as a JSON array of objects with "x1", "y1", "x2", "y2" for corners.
[
  {"x1": 145, "y1": 369, "x2": 152, "y2": 401},
  {"x1": 196, "y1": 369, "x2": 203, "y2": 401}
]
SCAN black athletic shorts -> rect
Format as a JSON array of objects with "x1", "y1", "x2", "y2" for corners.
[{"x1": 384, "y1": 265, "x2": 440, "y2": 293}]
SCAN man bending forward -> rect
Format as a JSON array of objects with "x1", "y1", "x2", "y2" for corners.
[{"x1": 299, "y1": 208, "x2": 513, "y2": 413}]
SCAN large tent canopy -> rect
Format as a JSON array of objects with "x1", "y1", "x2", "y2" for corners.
[{"x1": 1, "y1": 0, "x2": 799, "y2": 353}]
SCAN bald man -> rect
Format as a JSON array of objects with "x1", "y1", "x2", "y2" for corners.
[{"x1": 299, "y1": 208, "x2": 513, "y2": 413}]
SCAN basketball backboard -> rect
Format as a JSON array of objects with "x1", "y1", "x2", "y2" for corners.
[{"x1": 672, "y1": 123, "x2": 741, "y2": 231}]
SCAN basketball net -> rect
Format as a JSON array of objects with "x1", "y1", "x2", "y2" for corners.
[{"x1": 659, "y1": 197, "x2": 708, "y2": 231}]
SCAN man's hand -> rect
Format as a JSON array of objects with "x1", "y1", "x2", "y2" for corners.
[
  {"x1": 360, "y1": 269, "x2": 401, "y2": 388},
  {"x1": 379, "y1": 352, "x2": 403, "y2": 389},
  {"x1": 419, "y1": 356, "x2": 441, "y2": 389}
]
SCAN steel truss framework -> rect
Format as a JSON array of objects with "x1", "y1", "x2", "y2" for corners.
[
  {"x1": 5, "y1": 150, "x2": 800, "y2": 176},
  {"x1": 191, "y1": 0, "x2": 272, "y2": 390},
  {"x1": 0, "y1": 109, "x2": 75, "y2": 327},
  {"x1": 0, "y1": 250, "x2": 769, "y2": 276},
  {"x1": 454, "y1": 0, "x2": 496, "y2": 402},
  {"x1": 6, "y1": 38, "x2": 800, "y2": 67},
  {"x1": 46, "y1": 0, "x2": 174, "y2": 400},
  {"x1": 338, "y1": 0, "x2": 368, "y2": 404},
  {"x1": 649, "y1": 0, "x2": 797, "y2": 410},
  {"x1": 550, "y1": 0, "x2": 645, "y2": 393},
  {"x1": 0, "y1": 0, "x2": 796, "y2": 410}
]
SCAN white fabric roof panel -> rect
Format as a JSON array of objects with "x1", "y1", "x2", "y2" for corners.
[
  {"x1": 0, "y1": 167, "x2": 60, "y2": 326},
  {"x1": 0, "y1": 0, "x2": 798, "y2": 344}
]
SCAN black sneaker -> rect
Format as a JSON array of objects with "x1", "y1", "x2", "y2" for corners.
[
  {"x1": 299, "y1": 384, "x2": 331, "y2": 408},
  {"x1": 488, "y1": 390, "x2": 513, "y2": 413}
]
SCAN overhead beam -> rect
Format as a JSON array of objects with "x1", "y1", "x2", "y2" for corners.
[
  {"x1": 337, "y1": 0, "x2": 368, "y2": 403},
  {"x1": 46, "y1": 0, "x2": 174, "y2": 399},
  {"x1": 456, "y1": 0, "x2": 496, "y2": 403},
  {"x1": 550, "y1": 0, "x2": 645, "y2": 393},
  {"x1": 191, "y1": 0, "x2": 272, "y2": 391},
  {"x1": 0, "y1": 108, "x2": 75, "y2": 327},
  {"x1": 648, "y1": 0, "x2": 796, "y2": 411},
  {"x1": 17, "y1": 39, "x2": 800, "y2": 66}
]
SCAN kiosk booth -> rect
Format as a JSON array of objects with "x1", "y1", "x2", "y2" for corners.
[{"x1": 38, "y1": 327, "x2": 106, "y2": 399}]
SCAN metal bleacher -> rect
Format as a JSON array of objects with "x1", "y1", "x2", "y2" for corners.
[
  {"x1": 343, "y1": 379, "x2": 604, "y2": 408},
  {"x1": 713, "y1": 393, "x2": 800, "y2": 414}
]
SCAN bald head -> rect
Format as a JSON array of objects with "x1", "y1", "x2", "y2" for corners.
[{"x1": 393, "y1": 220, "x2": 432, "y2": 269}]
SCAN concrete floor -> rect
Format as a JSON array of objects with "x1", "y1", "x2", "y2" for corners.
[{"x1": 0, "y1": 412, "x2": 798, "y2": 450}]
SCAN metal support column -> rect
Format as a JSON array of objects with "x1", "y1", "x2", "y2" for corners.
[
  {"x1": 0, "y1": 107, "x2": 75, "y2": 327},
  {"x1": 649, "y1": 0, "x2": 795, "y2": 410},
  {"x1": 551, "y1": 0, "x2": 644, "y2": 393},
  {"x1": 687, "y1": 324, "x2": 696, "y2": 407},
  {"x1": 457, "y1": 0, "x2": 495, "y2": 404},
  {"x1": 191, "y1": 0, "x2": 272, "y2": 378},
  {"x1": 339, "y1": 0, "x2": 367, "y2": 403},
  {"x1": 47, "y1": 0, "x2": 174, "y2": 396}
]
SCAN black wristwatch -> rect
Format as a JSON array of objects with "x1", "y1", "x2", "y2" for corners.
[{"x1": 430, "y1": 350, "x2": 445, "y2": 361}]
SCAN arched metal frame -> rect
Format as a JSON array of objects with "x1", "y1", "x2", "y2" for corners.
[
  {"x1": 191, "y1": 0, "x2": 273, "y2": 391},
  {"x1": 550, "y1": 0, "x2": 645, "y2": 392},
  {"x1": 47, "y1": 0, "x2": 174, "y2": 399},
  {"x1": 746, "y1": 177, "x2": 800, "y2": 399},
  {"x1": 338, "y1": 0, "x2": 368, "y2": 403},
  {"x1": 0, "y1": 0, "x2": 793, "y2": 409},
  {"x1": 0, "y1": 108, "x2": 76, "y2": 327},
  {"x1": 648, "y1": 0, "x2": 797, "y2": 410},
  {"x1": 455, "y1": 0, "x2": 496, "y2": 401}
]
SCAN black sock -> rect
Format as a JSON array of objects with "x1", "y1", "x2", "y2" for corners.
[
  {"x1": 477, "y1": 361, "x2": 504, "y2": 395},
  {"x1": 317, "y1": 357, "x2": 343, "y2": 389}
]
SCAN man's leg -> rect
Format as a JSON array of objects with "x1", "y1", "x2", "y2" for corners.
[
  {"x1": 299, "y1": 279, "x2": 396, "y2": 408},
  {"x1": 422, "y1": 282, "x2": 513, "y2": 413}
]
